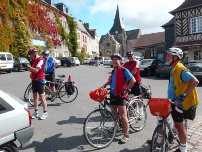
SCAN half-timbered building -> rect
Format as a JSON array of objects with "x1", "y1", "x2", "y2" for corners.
[{"x1": 164, "y1": 0, "x2": 202, "y2": 62}]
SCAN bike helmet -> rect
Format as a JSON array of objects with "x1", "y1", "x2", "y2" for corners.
[
  {"x1": 167, "y1": 47, "x2": 183, "y2": 59},
  {"x1": 126, "y1": 51, "x2": 133, "y2": 57},
  {"x1": 43, "y1": 50, "x2": 50, "y2": 56},
  {"x1": 28, "y1": 47, "x2": 38, "y2": 55},
  {"x1": 111, "y1": 53, "x2": 122, "y2": 60}
]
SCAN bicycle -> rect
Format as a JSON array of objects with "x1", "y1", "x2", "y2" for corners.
[
  {"x1": 24, "y1": 74, "x2": 78, "y2": 106},
  {"x1": 83, "y1": 89, "x2": 147, "y2": 149},
  {"x1": 148, "y1": 98, "x2": 187, "y2": 152}
]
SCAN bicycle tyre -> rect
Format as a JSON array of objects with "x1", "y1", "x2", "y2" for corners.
[
  {"x1": 150, "y1": 124, "x2": 168, "y2": 152},
  {"x1": 83, "y1": 109, "x2": 117, "y2": 149},
  {"x1": 128, "y1": 99, "x2": 147, "y2": 132},
  {"x1": 58, "y1": 84, "x2": 78, "y2": 103},
  {"x1": 24, "y1": 83, "x2": 32, "y2": 101}
]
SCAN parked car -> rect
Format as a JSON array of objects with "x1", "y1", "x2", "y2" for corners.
[
  {"x1": 60, "y1": 57, "x2": 74, "y2": 67},
  {"x1": 0, "y1": 90, "x2": 33, "y2": 151},
  {"x1": 13, "y1": 57, "x2": 30, "y2": 72},
  {"x1": 155, "y1": 62, "x2": 171, "y2": 78},
  {"x1": 69, "y1": 57, "x2": 80, "y2": 66},
  {"x1": 54, "y1": 58, "x2": 61, "y2": 68},
  {"x1": 0, "y1": 52, "x2": 14, "y2": 73},
  {"x1": 83, "y1": 58, "x2": 91, "y2": 65},
  {"x1": 103, "y1": 58, "x2": 112, "y2": 66},
  {"x1": 139, "y1": 59, "x2": 160, "y2": 76},
  {"x1": 187, "y1": 60, "x2": 202, "y2": 83}
]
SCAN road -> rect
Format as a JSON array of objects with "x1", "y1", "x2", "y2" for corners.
[{"x1": 0, "y1": 65, "x2": 201, "y2": 152}]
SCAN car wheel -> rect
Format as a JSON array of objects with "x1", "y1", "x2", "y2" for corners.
[{"x1": 0, "y1": 143, "x2": 18, "y2": 152}]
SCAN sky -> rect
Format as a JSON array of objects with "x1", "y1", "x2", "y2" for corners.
[{"x1": 53, "y1": 0, "x2": 185, "y2": 36}]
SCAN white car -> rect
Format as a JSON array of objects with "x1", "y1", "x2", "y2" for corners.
[
  {"x1": 0, "y1": 90, "x2": 33, "y2": 151},
  {"x1": 0, "y1": 52, "x2": 14, "y2": 73}
]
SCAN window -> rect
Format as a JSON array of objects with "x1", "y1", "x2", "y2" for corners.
[
  {"x1": 194, "y1": 51, "x2": 201, "y2": 60},
  {"x1": 0, "y1": 54, "x2": 6, "y2": 61},
  {"x1": 190, "y1": 16, "x2": 202, "y2": 34},
  {"x1": 6, "y1": 54, "x2": 13, "y2": 60}
]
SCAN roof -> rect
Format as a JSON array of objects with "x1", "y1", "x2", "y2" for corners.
[
  {"x1": 126, "y1": 29, "x2": 141, "y2": 40},
  {"x1": 134, "y1": 32, "x2": 165, "y2": 48},
  {"x1": 162, "y1": 18, "x2": 175, "y2": 28},
  {"x1": 109, "y1": 5, "x2": 125, "y2": 35},
  {"x1": 99, "y1": 34, "x2": 119, "y2": 44},
  {"x1": 76, "y1": 21, "x2": 90, "y2": 36},
  {"x1": 171, "y1": 0, "x2": 202, "y2": 14}
]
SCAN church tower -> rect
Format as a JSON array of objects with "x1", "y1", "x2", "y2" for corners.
[{"x1": 109, "y1": 5, "x2": 127, "y2": 56}]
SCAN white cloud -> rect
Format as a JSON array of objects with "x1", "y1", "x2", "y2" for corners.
[{"x1": 90, "y1": 0, "x2": 184, "y2": 34}]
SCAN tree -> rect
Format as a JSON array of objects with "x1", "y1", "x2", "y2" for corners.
[
  {"x1": 66, "y1": 16, "x2": 78, "y2": 56},
  {"x1": 10, "y1": 15, "x2": 31, "y2": 57}
]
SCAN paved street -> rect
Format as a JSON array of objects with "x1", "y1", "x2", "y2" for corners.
[{"x1": 0, "y1": 65, "x2": 201, "y2": 152}]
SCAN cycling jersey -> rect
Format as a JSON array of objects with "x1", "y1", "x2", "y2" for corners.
[
  {"x1": 168, "y1": 62, "x2": 199, "y2": 110},
  {"x1": 30, "y1": 57, "x2": 45, "y2": 80},
  {"x1": 110, "y1": 67, "x2": 133, "y2": 97}
]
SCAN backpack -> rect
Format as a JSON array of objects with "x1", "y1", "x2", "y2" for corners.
[{"x1": 45, "y1": 56, "x2": 55, "y2": 74}]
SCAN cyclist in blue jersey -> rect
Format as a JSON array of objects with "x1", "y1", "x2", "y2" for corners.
[{"x1": 102, "y1": 53, "x2": 136, "y2": 144}]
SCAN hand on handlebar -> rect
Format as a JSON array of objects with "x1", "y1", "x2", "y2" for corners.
[{"x1": 173, "y1": 94, "x2": 186, "y2": 108}]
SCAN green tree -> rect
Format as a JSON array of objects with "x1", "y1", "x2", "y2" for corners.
[
  {"x1": 10, "y1": 15, "x2": 31, "y2": 57},
  {"x1": 66, "y1": 16, "x2": 78, "y2": 56}
]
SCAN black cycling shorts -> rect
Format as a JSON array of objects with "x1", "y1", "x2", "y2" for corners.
[
  {"x1": 32, "y1": 80, "x2": 45, "y2": 94},
  {"x1": 45, "y1": 72, "x2": 55, "y2": 82},
  {"x1": 110, "y1": 94, "x2": 127, "y2": 106},
  {"x1": 171, "y1": 104, "x2": 197, "y2": 123}
]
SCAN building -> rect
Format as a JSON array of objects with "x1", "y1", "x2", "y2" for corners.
[
  {"x1": 100, "y1": 6, "x2": 139, "y2": 57},
  {"x1": 30, "y1": 0, "x2": 70, "y2": 57},
  {"x1": 76, "y1": 21, "x2": 99, "y2": 57},
  {"x1": 163, "y1": 0, "x2": 202, "y2": 62},
  {"x1": 132, "y1": 32, "x2": 165, "y2": 61}
]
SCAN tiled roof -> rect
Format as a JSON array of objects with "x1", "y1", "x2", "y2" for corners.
[
  {"x1": 171, "y1": 0, "x2": 202, "y2": 14},
  {"x1": 134, "y1": 32, "x2": 165, "y2": 48},
  {"x1": 162, "y1": 18, "x2": 175, "y2": 28},
  {"x1": 126, "y1": 29, "x2": 141, "y2": 40}
]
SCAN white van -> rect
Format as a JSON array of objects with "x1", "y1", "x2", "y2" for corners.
[{"x1": 0, "y1": 52, "x2": 14, "y2": 73}]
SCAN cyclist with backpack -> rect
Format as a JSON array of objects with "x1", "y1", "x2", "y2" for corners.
[
  {"x1": 43, "y1": 50, "x2": 56, "y2": 92},
  {"x1": 102, "y1": 53, "x2": 136, "y2": 144},
  {"x1": 166, "y1": 47, "x2": 199, "y2": 152}
]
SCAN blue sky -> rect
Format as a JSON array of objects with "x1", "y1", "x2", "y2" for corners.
[{"x1": 53, "y1": 0, "x2": 184, "y2": 37}]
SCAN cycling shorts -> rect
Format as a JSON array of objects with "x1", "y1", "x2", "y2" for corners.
[
  {"x1": 32, "y1": 80, "x2": 45, "y2": 94},
  {"x1": 110, "y1": 94, "x2": 127, "y2": 106},
  {"x1": 171, "y1": 104, "x2": 196, "y2": 123}
]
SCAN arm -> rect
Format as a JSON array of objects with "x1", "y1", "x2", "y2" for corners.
[
  {"x1": 127, "y1": 77, "x2": 136, "y2": 90},
  {"x1": 28, "y1": 59, "x2": 43, "y2": 73},
  {"x1": 102, "y1": 76, "x2": 111, "y2": 88},
  {"x1": 183, "y1": 77, "x2": 199, "y2": 96}
]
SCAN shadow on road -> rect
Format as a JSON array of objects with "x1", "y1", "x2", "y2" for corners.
[
  {"x1": 21, "y1": 133, "x2": 94, "y2": 152},
  {"x1": 57, "y1": 116, "x2": 86, "y2": 125},
  {"x1": 120, "y1": 141, "x2": 150, "y2": 152}
]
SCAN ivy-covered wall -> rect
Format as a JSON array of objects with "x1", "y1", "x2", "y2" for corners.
[{"x1": 0, "y1": 0, "x2": 78, "y2": 58}]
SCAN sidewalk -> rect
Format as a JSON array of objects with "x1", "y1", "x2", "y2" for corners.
[{"x1": 187, "y1": 116, "x2": 202, "y2": 152}]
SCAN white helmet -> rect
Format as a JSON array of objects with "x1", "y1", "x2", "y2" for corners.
[{"x1": 167, "y1": 47, "x2": 183, "y2": 59}]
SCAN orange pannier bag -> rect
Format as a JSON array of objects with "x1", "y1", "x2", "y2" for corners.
[
  {"x1": 89, "y1": 88, "x2": 108, "y2": 102},
  {"x1": 148, "y1": 98, "x2": 171, "y2": 118}
]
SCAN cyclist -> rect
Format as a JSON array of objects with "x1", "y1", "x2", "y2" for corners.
[
  {"x1": 166, "y1": 47, "x2": 199, "y2": 152},
  {"x1": 27, "y1": 47, "x2": 48, "y2": 120},
  {"x1": 123, "y1": 51, "x2": 142, "y2": 96},
  {"x1": 43, "y1": 50, "x2": 56, "y2": 92},
  {"x1": 102, "y1": 53, "x2": 136, "y2": 144}
]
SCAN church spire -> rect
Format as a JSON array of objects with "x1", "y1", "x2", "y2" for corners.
[{"x1": 109, "y1": 5, "x2": 124, "y2": 35}]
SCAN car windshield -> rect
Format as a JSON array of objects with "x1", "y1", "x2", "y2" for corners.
[
  {"x1": 19, "y1": 57, "x2": 29, "y2": 63},
  {"x1": 0, "y1": 54, "x2": 6, "y2": 61},
  {"x1": 140, "y1": 59, "x2": 154, "y2": 66}
]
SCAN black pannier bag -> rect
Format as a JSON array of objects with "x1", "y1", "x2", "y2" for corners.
[
  {"x1": 140, "y1": 84, "x2": 151, "y2": 99},
  {"x1": 65, "y1": 81, "x2": 75, "y2": 95}
]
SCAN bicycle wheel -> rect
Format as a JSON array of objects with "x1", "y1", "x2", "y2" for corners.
[
  {"x1": 151, "y1": 124, "x2": 168, "y2": 152},
  {"x1": 83, "y1": 109, "x2": 117, "y2": 149},
  {"x1": 24, "y1": 83, "x2": 32, "y2": 101},
  {"x1": 58, "y1": 84, "x2": 78, "y2": 103},
  {"x1": 128, "y1": 99, "x2": 147, "y2": 132}
]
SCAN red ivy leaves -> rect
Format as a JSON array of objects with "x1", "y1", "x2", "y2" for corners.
[{"x1": 27, "y1": 1, "x2": 61, "y2": 46}]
